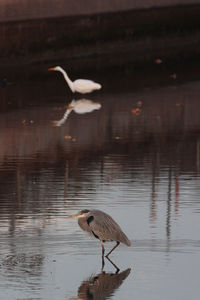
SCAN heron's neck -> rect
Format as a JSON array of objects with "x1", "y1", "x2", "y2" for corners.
[
  {"x1": 59, "y1": 69, "x2": 74, "y2": 92},
  {"x1": 78, "y1": 216, "x2": 90, "y2": 232}
]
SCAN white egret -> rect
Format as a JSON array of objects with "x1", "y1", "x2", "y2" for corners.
[
  {"x1": 52, "y1": 99, "x2": 101, "y2": 126},
  {"x1": 48, "y1": 66, "x2": 102, "y2": 94}
]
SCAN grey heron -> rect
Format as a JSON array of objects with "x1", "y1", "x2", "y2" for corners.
[
  {"x1": 48, "y1": 66, "x2": 102, "y2": 94},
  {"x1": 67, "y1": 209, "x2": 131, "y2": 257}
]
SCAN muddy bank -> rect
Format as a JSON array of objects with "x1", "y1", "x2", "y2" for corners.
[
  {"x1": 1, "y1": 4, "x2": 200, "y2": 66},
  {"x1": 1, "y1": 0, "x2": 200, "y2": 22}
]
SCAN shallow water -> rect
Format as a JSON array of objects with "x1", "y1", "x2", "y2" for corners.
[{"x1": 0, "y1": 62, "x2": 200, "y2": 300}]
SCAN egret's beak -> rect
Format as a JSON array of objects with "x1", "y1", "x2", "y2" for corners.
[
  {"x1": 67, "y1": 104, "x2": 73, "y2": 109},
  {"x1": 48, "y1": 67, "x2": 56, "y2": 71}
]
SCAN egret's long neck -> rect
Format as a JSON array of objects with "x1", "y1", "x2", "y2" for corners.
[{"x1": 59, "y1": 68, "x2": 74, "y2": 92}]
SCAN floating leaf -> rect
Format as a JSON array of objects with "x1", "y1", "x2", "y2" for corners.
[
  {"x1": 155, "y1": 58, "x2": 162, "y2": 64},
  {"x1": 131, "y1": 108, "x2": 142, "y2": 115},
  {"x1": 170, "y1": 73, "x2": 177, "y2": 79},
  {"x1": 176, "y1": 103, "x2": 184, "y2": 107},
  {"x1": 64, "y1": 135, "x2": 72, "y2": 140},
  {"x1": 136, "y1": 100, "x2": 143, "y2": 107}
]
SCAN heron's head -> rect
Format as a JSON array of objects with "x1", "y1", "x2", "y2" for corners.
[
  {"x1": 66, "y1": 209, "x2": 90, "y2": 219},
  {"x1": 48, "y1": 66, "x2": 62, "y2": 72}
]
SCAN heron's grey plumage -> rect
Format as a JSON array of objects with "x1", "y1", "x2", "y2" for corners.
[
  {"x1": 67, "y1": 209, "x2": 131, "y2": 257},
  {"x1": 78, "y1": 209, "x2": 131, "y2": 246}
]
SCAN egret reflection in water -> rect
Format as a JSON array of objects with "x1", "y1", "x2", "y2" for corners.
[
  {"x1": 52, "y1": 99, "x2": 101, "y2": 126},
  {"x1": 69, "y1": 267, "x2": 131, "y2": 300}
]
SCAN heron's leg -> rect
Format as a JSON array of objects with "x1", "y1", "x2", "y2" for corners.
[
  {"x1": 100, "y1": 240, "x2": 105, "y2": 257},
  {"x1": 106, "y1": 241, "x2": 120, "y2": 257},
  {"x1": 106, "y1": 256, "x2": 120, "y2": 274},
  {"x1": 101, "y1": 255, "x2": 105, "y2": 273}
]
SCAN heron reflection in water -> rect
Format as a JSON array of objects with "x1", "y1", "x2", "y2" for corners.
[
  {"x1": 67, "y1": 209, "x2": 131, "y2": 259},
  {"x1": 69, "y1": 267, "x2": 131, "y2": 300},
  {"x1": 52, "y1": 99, "x2": 101, "y2": 126}
]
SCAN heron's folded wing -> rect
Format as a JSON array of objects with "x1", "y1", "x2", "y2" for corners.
[{"x1": 88, "y1": 211, "x2": 131, "y2": 246}]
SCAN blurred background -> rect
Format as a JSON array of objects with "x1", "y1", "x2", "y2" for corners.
[{"x1": 1, "y1": 0, "x2": 200, "y2": 67}]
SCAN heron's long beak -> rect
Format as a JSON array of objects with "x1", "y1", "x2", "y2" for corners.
[
  {"x1": 66, "y1": 214, "x2": 79, "y2": 219},
  {"x1": 48, "y1": 67, "x2": 56, "y2": 71}
]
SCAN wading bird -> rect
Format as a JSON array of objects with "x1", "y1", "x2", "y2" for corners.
[
  {"x1": 48, "y1": 66, "x2": 102, "y2": 94},
  {"x1": 67, "y1": 209, "x2": 131, "y2": 257}
]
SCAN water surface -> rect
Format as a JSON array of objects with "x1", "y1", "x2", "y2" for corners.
[{"x1": 0, "y1": 61, "x2": 200, "y2": 300}]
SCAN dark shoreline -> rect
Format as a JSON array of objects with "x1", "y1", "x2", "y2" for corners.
[{"x1": 1, "y1": 4, "x2": 200, "y2": 67}]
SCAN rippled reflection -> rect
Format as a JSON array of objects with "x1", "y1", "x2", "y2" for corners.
[
  {"x1": 52, "y1": 98, "x2": 101, "y2": 126},
  {"x1": 2, "y1": 253, "x2": 44, "y2": 275},
  {"x1": 69, "y1": 266, "x2": 131, "y2": 300},
  {"x1": 0, "y1": 65, "x2": 200, "y2": 300},
  {"x1": 1, "y1": 253, "x2": 44, "y2": 296}
]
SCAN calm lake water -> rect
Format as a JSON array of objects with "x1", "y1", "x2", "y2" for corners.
[{"x1": 0, "y1": 60, "x2": 200, "y2": 300}]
